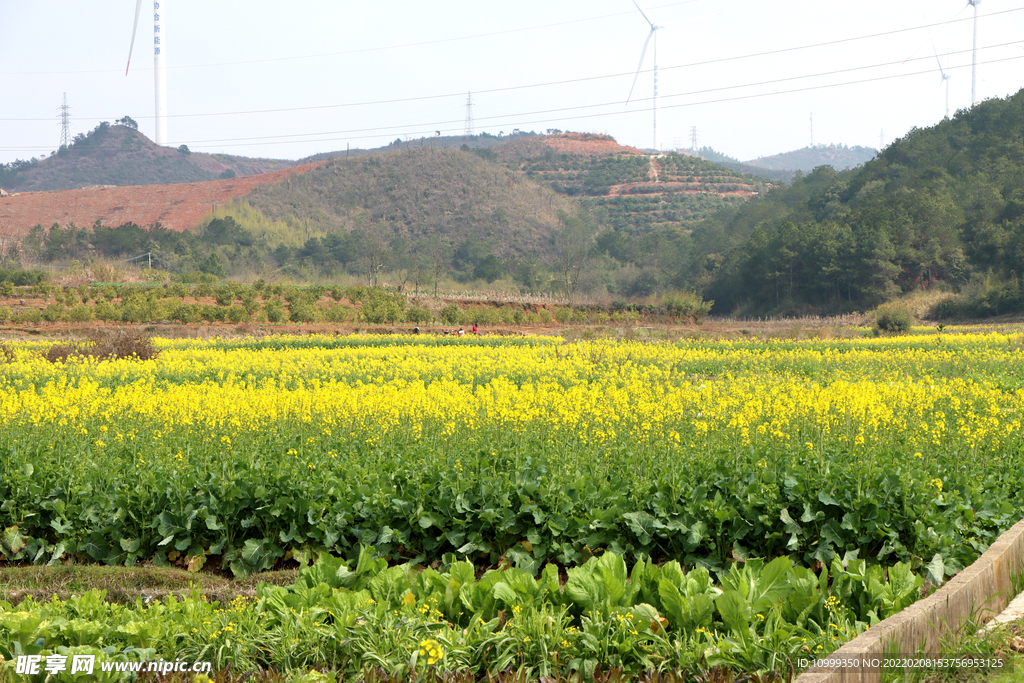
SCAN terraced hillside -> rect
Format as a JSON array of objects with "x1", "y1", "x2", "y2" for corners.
[{"x1": 497, "y1": 133, "x2": 769, "y2": 234}]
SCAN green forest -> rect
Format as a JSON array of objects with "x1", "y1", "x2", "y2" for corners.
[{"x1": 694, "y1": 88, "x2": 1024, "y2": 316}]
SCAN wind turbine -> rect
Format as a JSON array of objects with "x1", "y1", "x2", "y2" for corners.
[
  {"x1": 968, "y1": 0, "x2": 981, "y2": 105},
  {"x1": 934, "y1": 47, "x2": 952, "y2": 118},
  {"x1": 126, "y1": 0, "x2": 168, "y2": 145},
  {"x1": 626, "y1": 0, "x2": 663, "y2": 152}
]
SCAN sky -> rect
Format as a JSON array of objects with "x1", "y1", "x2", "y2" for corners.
[{"x1": 1, "y1": 1, "x2": 1023, "y2": 166}]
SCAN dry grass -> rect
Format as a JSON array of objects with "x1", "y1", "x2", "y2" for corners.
[{"x1": 42, "y1": 328, "x2": 158, "y2": 363}]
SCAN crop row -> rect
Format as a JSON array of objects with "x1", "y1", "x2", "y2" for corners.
[{"x1": 0, "y1": 334, "x2": 1021, "y2": 580}]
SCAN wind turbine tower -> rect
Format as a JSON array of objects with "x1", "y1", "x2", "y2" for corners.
[
  {"x1": 968, "y1": 0, "x2": 981, "y2": 105},
  {"x1": 627, "y1": 0, "x2": 663, "y2": 152},
  {"x1": 127, "y1": 0, "x2": 168, "y2": 145}
]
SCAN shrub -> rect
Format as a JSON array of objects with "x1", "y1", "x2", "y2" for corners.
[
  {"x1": 290, "y1": 303, "x2": 320, "y2": 323},
  {"x1": 43, "y1": 329, "x2": 159, "y2": 364},
  {"x1": 405, "y1": 305, "x2": 433, "y2": 324},
  {"x1": 199, "y1": 305, "x2": 225, "y2": 323},
  {"x1": 663, "y1": 290, "x2": 714, "y2": 323},
  {"x1": 265, "y1": 301, "x2": 286, "y2": 323},
  {"x1": 213, "y1": 286, "x2": 235, "y2": 307},
  {"x1": 322, "y1": 304, "x2": 352, "y2": 323},
  {"x1": 0, "y1": 281, "x2": 14, "y2": 297},
  {"x1": 14, "y1": 309, "x2": 42, "y2": 324},
  {"x1": 554, "y1": 307, "x2": 573, "y2": 324},
  {"x1": 0, "y1": 306, "x2": 11, "y2": 322},
  {"x1": 536, "y1": 308, "x2": 553, "y2": 324},
  {"x1": 360, "y1": 288, "x2": 405, "y2": 324},
  {"x1": 874, "y1": 302, "x2": 914, "y2": 335},
  {"x1": 42, "y1": 303, "x2": 65, "y2": 322},
  {"x1": 225, "y1": 305, "x2": 249, "y2": 323},
  {"x1": 439, "y1": 304, "x2": 460, "y2": 325},
  {"x1": 66, "y1": 305, "x2": 94, "y2": 322},
  {"x1": 170, "y1": 302, "x2": 200, "y2": 324}
]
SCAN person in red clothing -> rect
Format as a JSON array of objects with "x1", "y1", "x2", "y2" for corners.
[{"x1": 472, "y1": 323, "x2": 478, "y2": 335}]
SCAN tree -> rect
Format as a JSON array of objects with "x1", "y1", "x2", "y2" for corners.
[
  {"x1": 553, "y1": 211, "x2": 595, "y2": 303},
  {"x1": 351, "y1": 227, "x2": 390, "y2": 286},
  {"x1": 115, "y1": 116, "x2": 139, "y2": 130},
  {"x1": 423, "y1": 236, "x2": 453, "y2": 298},
  {"x1": 473, "y1": 254, "x2": 502, "y2": 283}
]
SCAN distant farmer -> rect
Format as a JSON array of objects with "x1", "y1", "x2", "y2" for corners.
[
  {"x1": 472, "y1": 323, "x2": 478, "y2": 335},
  {"x1": 457, "y1": 327, "x2": 465, "y2": 337}
]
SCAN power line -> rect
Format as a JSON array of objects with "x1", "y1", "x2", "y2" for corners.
[
  {"x1": 3, "y1": 8, "x2": 1021, "y2": 124},
  {"x1": 124, "y1": 47, "x2": 1024, "y2": 147},
  {"x1": 3, "y1": 49, "x2": 1021, "y2": 155}
]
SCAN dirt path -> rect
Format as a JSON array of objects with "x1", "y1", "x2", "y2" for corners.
[{"x1": 649, "y1": 156, "x2": 661, "y2": 182}]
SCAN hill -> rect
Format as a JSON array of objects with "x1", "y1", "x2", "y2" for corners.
[
  {"x1": 699, "y1": 88, "x2": 1024, "y2": 316},
  {"x1": 0, "y1": 123, "x2": 296, "y2": 192},
  {"x1": 0, "y1": 162, "x2": 325, "y2": 236},
  {"x1": 742, "y1": 144, "x2": 878, "y2": 172},
  {"x1": 496, "y1": 133, "x2": 770, "y2": 235},
  {"x1": 243, "y1": 146, "x2": 576, "y2": 260}
]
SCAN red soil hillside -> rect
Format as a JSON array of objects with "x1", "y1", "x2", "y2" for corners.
[
  {"x1": 495, "y1": 133, "x2": 643, "y2": 163},
  {"x1": 0, "y1": 162, "x2": 325, "y2": 237}
]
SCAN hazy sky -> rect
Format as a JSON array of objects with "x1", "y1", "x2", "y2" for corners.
[{"x1": 1, "y1": 1, "x2": 1022, "y2": 166}]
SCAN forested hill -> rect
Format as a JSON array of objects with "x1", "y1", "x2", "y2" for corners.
[
  {"x1": 0, "y1": 124, "x2": 294, "y2": 192},
  {"x1": 242, "y1": 146, "x2": 578, "y2": 261},
  {"x1": 743, "y1": 144, "x2": 878, "y2": 172},
  {"x1": 697, "y1": 88, "x2": 1024, "y2": 315}
]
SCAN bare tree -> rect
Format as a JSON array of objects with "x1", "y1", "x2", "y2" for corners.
[{"x1": 553, "y1": 211, "x2": 595, "y2": 304}]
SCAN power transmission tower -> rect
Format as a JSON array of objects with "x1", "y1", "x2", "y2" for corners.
[
  {"x1": 59, "y1": 93, "x2": 71, "y2": 148},
  {"x1": 464, "y1": 92, "x2": 474, "y2": 136},
  {"x1": 690, "y1": 126, "x2": 697, "y2": 152}
]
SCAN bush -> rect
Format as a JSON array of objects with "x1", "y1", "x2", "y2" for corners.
[
  {"x1": 289, "y1": 303, "x2": 320, "y2": 323},
  {"x1": 554, "y1": 307, "x2": 573, "y2": 324},
  {"x1": 405, "y1": 305, "x2": 433, "y2": 324},
  {"x1": 874, "y1": 302, "x2": 914, "y2": 335},
  {"x1": 170, "y1": 302, "x2": 200, "y2": 324},
  {"x1": 42, "y1": 303, "x2": 65, "y2": 322},
  {"x1": 322, "y1": 304, "x2": 352, "y2": 323},
  {"x1": 663, "y1": 290, "x2": 714, "y2": 324},
  {"x1": 225, "y1": 305, "x2": 249, "y2": 323},
  {"x1": 14, "y1": 309, "x2": 42, "y2": 324},
  {"x1": 43, "y1": 329, "x2": 159, "y2": 364},
  {"x1": 214, "y1": 286, "x2": 236, "y2": 307},
  {"x1": 0, "y1": 268, "x2": 46, "y2": 287},
  {"x1": 265, "y1": 301, "x2": 286, "y2": 323},
  {"x1": 66, "y1": 305, "x2": 94, "y2": 322},
  {"x1": 360, "y1": 288, "x2": 405, "y2": 324},
  {"x1": 0, "y1": 306, "x2": 10, "y2": 321},
  {"x1": 439, "y1": 304, "x2": 460, "y2": 325}
]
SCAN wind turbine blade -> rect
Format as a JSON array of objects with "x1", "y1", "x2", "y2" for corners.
[
  {"x1": 631, "y1": 0, "x2": 655, "y2": 28},
  {"x1": 126, "y1": 0, "x2": 144, "y2": 76},
  {"x1": 931, "y1": 42, "x2": 948, "y2": 79},
  {"x1": 626, "y1": 29, "x2": 655, "y2": 105}
]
